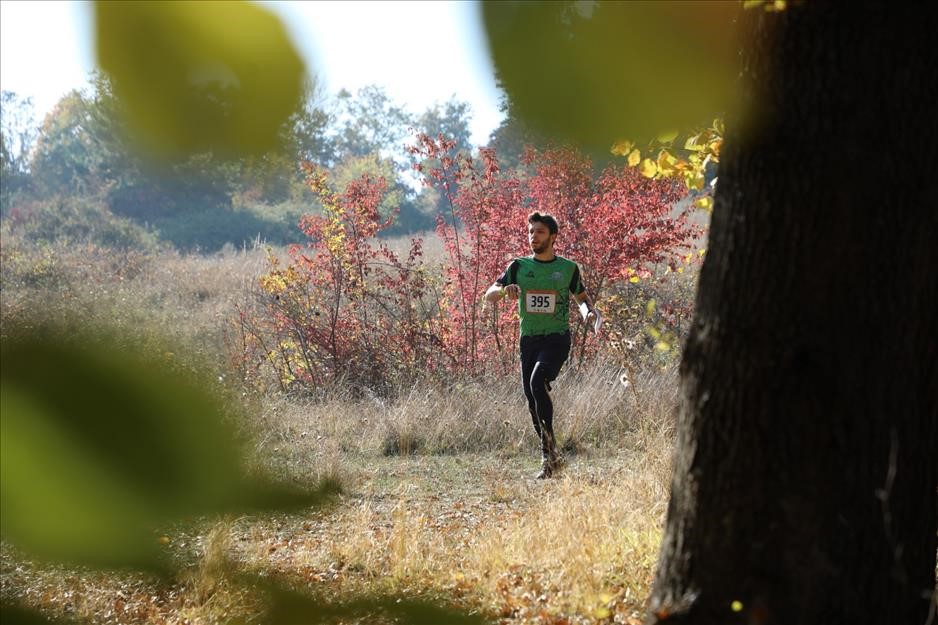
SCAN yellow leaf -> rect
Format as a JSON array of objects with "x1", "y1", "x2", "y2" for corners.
[
  {"x1": 656, "y1": 129, "x2": 679, "y2": 144},
  {"x1": 695, "y1": 196, "x2": 713, "y2": 210},
  {"x1": 611, "y1": 139, "x2": 634, "y2": 156},
  {"x1": 657, "y1": 150, "x2": 678, "y2": 176},
  {"x1": 594, "y1": 607, "x2": 611, "y2": 618},
  {"x1": 645, "y1": 299, "x2": 656, "y2": 315},
  {"x1": 655, "y1": 341, "x2": 671, "y2": 352},
  {"x1": 629, "y1": 275, "x2": 640, "y2": 283},
  {"x1": 640, "y1": 158, "x2": 658, "y2": 178},
  {"x1": 685, "y1": 171, "x2": 705, "y2": 191},
  {"x1": 698, "y1": 248, "x2": 707, "y2": 257},
  {"x1": 684, "y1": 133, "x2": 704, "y2": 151},
  {"x1": 627, "y1": 148, "x2": 641, "y2": 167}
]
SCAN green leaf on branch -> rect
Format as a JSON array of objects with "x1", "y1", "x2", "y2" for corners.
[
  {"x1": 481, "y1": 1, "x2": 737, "y2": 157},
  {"x1": 0, "y1": 328, "x2": 338, "y2": 571},
  {"x1": 94, "y1": 0, "x2": 306, "y2": 160}
]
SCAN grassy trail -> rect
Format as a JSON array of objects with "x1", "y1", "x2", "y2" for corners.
[
  {"x1": 2, "y1": 449, "x2": 667, "y2": 625},
  {"x1": 1, "y1": 237, "x2": 683, "y2": 624}
]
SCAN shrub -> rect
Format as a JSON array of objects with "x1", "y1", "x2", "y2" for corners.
[
  {"x1": 2, "y1": 195, "x2": 159, "y2": 251},
  {"x1": 234, "y1": 138, "x2": 702, "y2": 395},
  {"x1": 232, "y1": 163, "x2": 435, "y2": 395}
]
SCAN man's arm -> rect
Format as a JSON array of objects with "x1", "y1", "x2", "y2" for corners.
[
  {"x1": 484, "y1": 260, "x2": 520, "y2": 304},
  {"x1": 484, "y1": 282, "x2": 520, "y2": 304}
]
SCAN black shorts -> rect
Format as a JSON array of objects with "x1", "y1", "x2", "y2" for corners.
[{"x1": 520, "y1": 331, "x2": 572, "y2": 382}]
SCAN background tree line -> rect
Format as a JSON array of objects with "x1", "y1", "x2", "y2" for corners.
[{"x1": 1, "y1": 76, "x2": 536, "y2": 252}]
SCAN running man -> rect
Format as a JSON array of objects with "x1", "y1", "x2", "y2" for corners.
[{"x1": 484, "y1": 212, "x2": 600, "y2": 479}]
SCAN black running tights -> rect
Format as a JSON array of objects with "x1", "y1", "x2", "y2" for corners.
[{"x1": 520, "y1": 332, "x2": 571, "y2": 449}]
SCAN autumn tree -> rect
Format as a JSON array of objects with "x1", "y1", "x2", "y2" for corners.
[
  {"x1": 647, "y1": 3, "x2": 938, "y2": 623},
  {"x1": 325, "y1": 85, "x2": 415, "y2": 170},
  {"x1": 0, "y1": 91, "x2": 38, "y2": 210},
  {"x1": 416, "y1": 98, "x2": 473, "y2": 157},
  {"x1": 411, "y1": 97, "x2": 476, "y2": 220}
]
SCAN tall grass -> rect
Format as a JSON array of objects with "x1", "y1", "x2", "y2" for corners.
[
  {"x1": 0, "y1": 234, "x2": 267, "y2": 364},
  {"x1": 250, "y1": 360, "x2": 677, "y2": 463}
]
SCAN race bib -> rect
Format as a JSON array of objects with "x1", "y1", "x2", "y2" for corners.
[{"x1": 525, "y1": 290, "x2": 557, "y2": 314}]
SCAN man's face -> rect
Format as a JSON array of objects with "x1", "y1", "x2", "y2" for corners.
[{"x1": 528, "y1": 222, "x2": 555, "y2": 254}]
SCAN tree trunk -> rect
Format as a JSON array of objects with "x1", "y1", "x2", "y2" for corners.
[{"x1": 649, "y1": 3, "x2": 938, "y2": 624}]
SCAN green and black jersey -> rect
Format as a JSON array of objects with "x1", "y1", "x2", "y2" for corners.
[{"x1": 496, "y1": 255, "x2": 585, "y2": 337}]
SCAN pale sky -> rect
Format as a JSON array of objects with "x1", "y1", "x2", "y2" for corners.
[{"x1": 0, "y1": 0, "x2": 505, "y2": 147}]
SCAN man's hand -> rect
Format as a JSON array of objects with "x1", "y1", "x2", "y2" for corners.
[
  {"x1": 484, "y1": 282, "x2": 519, "y2": 304},
  {"x1": 586, "y1": 308, "x2": 603, "y2": 334},
  {"x1": 579, "y1": 300, "x2": 603, "y2": 334}
]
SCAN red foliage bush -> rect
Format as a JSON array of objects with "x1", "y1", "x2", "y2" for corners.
[{"x1": 233, "y1": 137, "x2": 700, "y2": 394}]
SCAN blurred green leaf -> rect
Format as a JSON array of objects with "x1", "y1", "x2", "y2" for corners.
[
  {"x1": 481, "y1": 1, "x2": 738, "y2": 156},
  {"x1": 94, "y1": 0, "x2": 305, "y2": 159},
  {"x1": 0, "y1": 604, "x2": 62, "y2": 625},
  {"x1": 244, "y1": 579, "x2": 487, "y2": 625},
  {"x1": 0, "y1": 329, "x2": 338, "y2": 570}
]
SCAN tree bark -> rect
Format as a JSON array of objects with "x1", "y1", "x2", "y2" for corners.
[{"x1": 649, "y1": 3, "x2": 938, "y2": 624}]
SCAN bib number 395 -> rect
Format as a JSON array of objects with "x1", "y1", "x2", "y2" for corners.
[{"x1": 525, "y1": 290, "x2": 556, "y2": 314}]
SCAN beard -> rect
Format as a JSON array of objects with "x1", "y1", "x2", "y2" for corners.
[{"x1": 531, "y1": 241, "x2": 547, "y2": 254}]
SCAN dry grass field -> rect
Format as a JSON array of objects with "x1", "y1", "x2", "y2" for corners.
[{"x1": 0, "y1": 233, "x2": 686, "y2": 625}]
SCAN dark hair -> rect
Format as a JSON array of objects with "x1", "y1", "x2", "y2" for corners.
[{"x1": 528, "y1": 212, "x2": 559, "y2": 235}]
